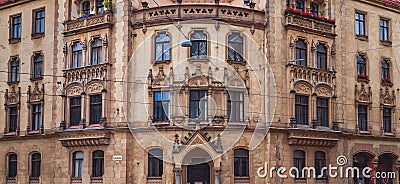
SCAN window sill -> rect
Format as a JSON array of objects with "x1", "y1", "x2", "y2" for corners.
[
  {"x1": 227, "y1": 60, "x2": 246, "y2": 66},
  {"x1": 189, "y1": 57, "x2": 209, "y2": 62},
  {"x1": 4, "y1": 132, "x2": 17, "y2": 136},
  {"x1": 68, "y1": 125, "x2": 80, "y2": 129},
  {"x1": 28, "y1": 130, "x2": 40, "y2": 135},
  {"x1": 31, "y1": 33, "x2": 45, "y2": 39},
  {"x1": 384, "y1": 132, "x2": 394, "y2": 136},
  {"x1": 7, "y1": 81, "x2": 19, "y2": 86},
  {"x1": 153, "y1": 60, "x2": 170, "y2": 64},
  {"x1": 8, "y1": 38, "x2": 21, "y2": 44},
  {"x1": 87, "y1": 124, "x2": 101, "y2": 128},
  {"x1": 152, "y1": 122, "x2": 170, "y2": 126},
  {"x1": 356, "y1": 76, "x2": 369, "y2": 83},
  {"x1": 381, "y1": 80, "x2": 393, "y2": 87},
  {"x1": 30, "y1": 77, "x2": 43, "y2": 82},
  {"x1": 355, "y1": 35, "x2": 368, "y2": 41},
  {"x1": 147, "y1": 176, "x2": 162, "y2": 179},
  {"x1": 380, "y1": 40, "x2": 392, "y2": 46},
  {"x1": 359, "y1": 130, "x2": 371, "y2": 135}
]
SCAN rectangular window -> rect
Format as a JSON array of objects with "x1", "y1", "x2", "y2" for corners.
[
  {"x1": 33, "y1": 9, "x2": 45, "y2": 34},
  {"x1": 380, "y1": 19, "x2": 389, "y2": 41},
  {"x1": 70, "y1": 97, "x2": 81, "y2": 126},
  {"x1": 10, "y1": 15, "x2": 22, "y2": 39},
  {"x1": 311, "y1": 3, "x2": 319, "y2": 16},
  {"x1": 90, "y1": 95, "x2": 102, "y2": 124},
  {"x1": 358, "y1": 105, "x2": 368, "y2": 131},
  {"x1": 96, "y1": 0, "x2": 104, "y2": 13},
  {"x1": 228, "y1": 91, "x2": 244, "y2": 122},
  {"x1": 31, "y1": 104, "x2": 42, "y2": 131},
  {"x1": 189, "y1": 90, "x2": 207, "y2": 120},
  {"x1": 153, "y1": 91, "x2": 170, "y2": 122},
  {"x1": 295, "y1": 95, "x2": 308, "y2": 125},
  {"x1": 383, "y1": 107, "x2": 391, "y2": 133},
  {"x1": 82, "y1": 1, "x2": 90, "y2": 15},
  {"x1": 355, "y1": 12, "x2": 365, "y2": 36},
  {"x1": 9, "y1": 107, "x2": 18, "y2": 132},
  {"x1": 316, "y1": 98, "x2": 329, "y2": 127}
]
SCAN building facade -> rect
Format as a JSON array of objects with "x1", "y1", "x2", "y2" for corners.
[{"x1": 0, "y1": 0, "x2": 399, "y2": 184}]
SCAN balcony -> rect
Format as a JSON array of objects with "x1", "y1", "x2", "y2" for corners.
[
  {"x1": 63, "y1": 63, "x2": 111, "y2": 85},
  {"x1": 289, "y1": 64, "x2": 334, "y2": 87},
  {"x1": 132, "y1": 4, "x2": 265, "y2": 29},
  {"x1": 285, "y1": 10, "x2": 336, "y2": 38},
  {"x1": 63, "y1": 12, "x2": 113, "y2": 35}
]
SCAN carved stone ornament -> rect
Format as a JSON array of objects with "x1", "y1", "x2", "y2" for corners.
[
  {"x1": 380, "y1": 87, "x2": 395, "y2": 106},
  {"x1": 355, "y1": 83, "x2": 371, "y2": 103},
  {"x1": 315, "y1": 85, "x2": 332, "y2": 97},
  {"x1": 294, "y1": 81, "x2": 312, "y2": 94},
  {"x1": 28, "y1": 82, "x2": 44, "y2": 102},
  {"x1": 5, "y1": 85, "x2": 20, "y2": 105},
  {"x1": 67, "y1": 85, "x2": 83, "y2": 96},
  {"x1": 189, "y1": 76, "x2": 208, "y2": 86},
  {"x1": 287, "y1": 132, "x2": 338, "y2": 147},
  {"x1": 86, "y1": 82, "x2": 104, "y2": 94},
  {"x1": 59, "y1": 133, "x2": 111, "y2": 147}
]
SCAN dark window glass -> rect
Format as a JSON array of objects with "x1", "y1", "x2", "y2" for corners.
[
  {"x1": 8, "y1": 154, "x2": 17, "y2": 178},
  {"x1": 227, "y1": 33, "x2": 244, "y2": 62},
  {"x1": 148, "y1": 149, "x2": 163, "y2": 177},
  {"x1": 293, "y1": 150, "x2": 305, "y2": 178},
  {"x1": 31, "y1": 153, "x2": 41, "y2": 178},
  {"x1": 316, "y1": 45, "x2": 327, "y2": 70},
  {"x1": 380, "y1": 19, "x2": 389, "y2": 41},
  {"x1": 228, "y1": 91, "x2": 244, "y2": 122},
  {"x1": 34, "y1": 9, "x2": 45, "y2": 34},
  {"x1": 10, "y1": 58, "x2": 19, "y2": 82},
  {"x1": 189, "y1": 91, "x2": 207, "y2": 120},
  {"x1": 92, "y1": 150, "x2": 104, "y2": 177},
  {"x1": 295, "y1": 0, "x2": 304, "y2": 11},
  {"x1": 234, "y1": 149, "x2": 249, "y2": 177},
  {"x1": 153, "y1": 91, "x2": 170, "y2": 122},
  {"x1": 71, "y1": 43, "x2": 83, "y2": 68},
  {"x1": 311, "y1": 3, "x2": 319, "y2": 15},
  {"x1": 377, "y1": 154, "x2": 394, "y2": 184},
  {"x1": 295, "y1": 95, "x2": 308, "y2": 125},
  {"x1": 70, "y1": 97, "x2": 81, "y2": 126},
  {"x1": 355, "y1": 13, "x2": 365, "y2": 36},
  {"x1": 82, "y1": 1, "x2": 90, "y2": 15},
  {"x1": 383, "y1": 108, "x2": 391, "y2": 133},
  {"x1": 91, "y1": 39, "x2": 102, "y2": 65},
  {"x1": 33, "y1": 54, "x2": 43, "y2": 79},
  {"x1": 96, "y1": 0, "x2": 104, "y2": 13},
  {"x1": 90, "y1": 95, "x2": 102, "y2": 124},
  {"x1": 317, "y1": 98, "x2": 329, "y2": 127},
  {"x1": 358, "y1": 105, "x2": 368, "y2": 131},
  {"x1": 295, "y1": 40, "x2": 307, "y2": 66},
  {"x1": 9, "y1": 107, "x2": 18, "y2": 132},
  {"x1": 381, "y1": 60, "x2": 390, "y2": 80},
  {"x1": 11, "y1": 16, "x2": 21, "y2": 39},
  {"x1": 357, "y1": 55, "x2": 366, "y2": 76},
  {"x1": 190, "y1": 31, "x2": 207, "y2": 59},
  {"x1": 73, "y1": 151, "x2": 84, "y2": 178},
  {"x1": 31, "y1": 104, "x2": 42, "y2": 131},
  {"x1": 315, "y1": 151, "x2": 326, "y2": 178},
  {"x1": 155, "y1": 33, "x2": 170, "y2": 61}
]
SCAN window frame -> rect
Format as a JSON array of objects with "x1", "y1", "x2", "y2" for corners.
[
  {"x1": 295, "y1": 95, "x2": 309, "y2": 125},
  {"x1": 92, "y1": 150, "x2": 104, "y2": 178},
  {"x1": 315, "y1": 151, "x2": 326, "y2": 179},
  {"x1": 295, "y1": 0, "x2": 305, "y2": 11},
  {"x1": 381, "y1": 59, "x2": 390, "y2": 81},
  {"x1": 89, "y1": 94, "x2": 102, "y2": 125},
  {"x1": 153, "y1": 91, "x2": 170, "y2": 122},
  {"x1": 227, "y1": 91, "x2": 245, "y2": 122},
  {"x1": 316, "y1": 97, "x2": 329, "y2": 127},
  {"x1": 32, "y1": 53, "x2": 44, "y2": 79},
  {"x1": 310, "y1": 3, "x2": 319, "y2": 16},
  {"x1": 8, "y1": 153, "x2": 18, "y2": 178},
  {"x1": 189, "y1": 90, "x2": 208, "y2": 120},
  {"x1": 293, "y1": 150, "x2": 305, "y2": 178},
  {"x1": 9, "y1": 13, "x2": 22, "y2": 41},
  {"x1": 148, "y1": 148, "x2": 163, "y2": 177},
  {"x1": 190, "y1": 31, "x2": 208, "y2": 60},
  {"x1": 227, "y1": 32, "x2": 244, "y2": 63},
  {"x1": 96, "y1": 0, "x2": 104, "y2": 13},
  {"x1": 295, "y1": 39, "x2": 307, "y2": 66},
  {"x1": 31, "y1": 104, "x2": 42, "y2": 131},
  {"x1": 358, "y1": 104, "x2": 368, "y2": 132},
  {"x1": 91, "y1": 38, "x2": 103, "y2": 65},
  {"x1": 355, "y1": 11, "x2": 366, "y2": 36},
  {"x1": 154, "y1": 32, "x2": 171, "y2": 62},
  {"x1": 234, "y1": 148, "x2": 249, "y2": 177},
  {"x1": 32, "y1": 8, "x2": 45, "y2": 36},
  {"x1": 30, "y1": 152, "x2": 41, "y2": 178},
  {"x1": 81, "y1": 1, "x2": 91, "y2": 15},
  {"x1": 69, "y1": 97, "x2": 82, "y2": 127},
  {"x1": 72, "y1": 151, "x2": 84, "y2": 178},
  {"x1": 383, "y1": 107, "x2": 391, "y2": 133},
  {"x1": 356, "y1": 55, "x2": 367, "y2": 76},
  {"x1": 9, "y1": 57, "x2": 20, "y2": 83},
  {"x1": 8, "y1": 106, "x2": 19, "y2": 133},
  {"x1": 379, "y1": 18, "x2": 389, "y2": 42},
  {"x1": 71, "y1": 42, "x2": 83, "y2": 69},
  {"x1": 316, "y1": 44, "x2": 327, "y2": 70}
]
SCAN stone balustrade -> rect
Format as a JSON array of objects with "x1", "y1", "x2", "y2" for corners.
[{"x1": 63, "y1": 63, "x2": 110, "y2": 85}]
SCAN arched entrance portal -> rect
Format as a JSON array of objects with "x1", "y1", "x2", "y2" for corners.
[
  {"x1": 353, "y1": 152, "x2": 374, "y2": 184},
  {"x1": 183, "y1": 148, "x2": 213, "y2": 184}
]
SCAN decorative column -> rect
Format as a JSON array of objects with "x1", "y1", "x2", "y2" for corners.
[
  {"x1": 80, "y1": 91, "x2": 86, "y2": 129},
  {"x1": 214, "y1": 167, "x2": 222, "y2": 184},
  {"x1": 174, "y1": 167, "x2": 182, "y2": 184},
  {"x1": 82, "y1": 38, "x2": 88, "y2": 67}
]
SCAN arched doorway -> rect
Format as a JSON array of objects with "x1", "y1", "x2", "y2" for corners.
[
  {"x1": 187, "y1": 163, "x2": 210, "y2": 184},
  {"x1": 353, "y1": 152, "x2": 374, "y2": 184},
  {"x1": 377, "y1": 153, "x2": 396, "y2": 184}
]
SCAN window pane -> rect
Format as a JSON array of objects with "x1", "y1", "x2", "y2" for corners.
[
  {"x1": 70, "y1": 97, "x2": 82, "y2": 126},
  {"x1": 90, "y1": 95, "x2": 102, "y2": 124},
  {"x1": 8, "y1": 154, "x2": 17, "y2": 177},
  {"x1": 31, "y1": 153, "x2": 41, "y2": 177}
]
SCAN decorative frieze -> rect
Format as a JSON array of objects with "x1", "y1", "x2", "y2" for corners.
[{"x1": 59, "y1": 133, "x2": 111, "y2": 147}]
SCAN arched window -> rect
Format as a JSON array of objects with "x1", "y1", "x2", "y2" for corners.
[
  {"x1": 72, "y1": 151, "x2": 84, "y2": 178},
  {"x1": 10, "y1": 57, "x2": 19, "y2": 82},
  {"x1": 227, "y1": 33, "x2": 244, "y2": 62},
  {"x1": 148, "y1": 148, "x2": 163, "y2": 177},
  {"x1": 31, "y1": 153, "x2": 41, "y2": 178},
  {"x1": 316, "y1": 45, "x2": 327, "y2": 70},
  {"x1": 234, "y1": 148, "x2": 249, "y2": 177},
  {"x1": 91, "y1": 38, "x2": 102, "y2": 65},
  {"x1": 92, "y1": 150, "x2": 104, "y2": 177},
  {"x1": 381, "y1": 60, "x2": 390, "y2": 80},
  {"x1": 33, "y1": 54, "x2": 43, "y2": 79},
  {"x1": 314, "y1": 151, "x2": 326, "y2": 178},
  {"x1": 293, "y1": 150, "x2": 305, "y2": 178},
  {"x1": 295, "y1": 39, "x2": 307, "y2": 66},
  {"x1": 357, "y1": 55, "x2": 366, "y2": 76},
  {"x1": 8, "y1": 154, "x2": 17, "y2": 178},
  {"x1": 71, "y1": 42, "x2": 83, "y2": 68},
  {"x1": 155, "y1": 33, "x2": 170, "y2": 61},
  {"x1": 190, "y1": 31, "x2": 207, "y2": 60}
]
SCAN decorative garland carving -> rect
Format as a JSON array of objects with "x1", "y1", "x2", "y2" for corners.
[{"x1": 294, "y1": 81, "x2": 312, "y2": 94}]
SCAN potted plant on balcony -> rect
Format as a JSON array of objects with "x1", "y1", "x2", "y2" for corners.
[{"x1": 104, "y1": 0, "x2": 112, "y2": 13}]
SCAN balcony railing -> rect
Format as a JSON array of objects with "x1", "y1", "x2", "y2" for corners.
[
  {"x1": 63, "y1": 12, "x2": 113, "y2": 35},
  {"x1": 289, "y1": 64, "x2": 334, "y2": 86},
  {"x1": 285, "y1": 12, "x2": 336, "y2": 38},
  {"x1": 63, "y1": 63, "x2": 111, "y2": 85},
  {"x1": 132, "y1": 4, "x2": 265, "y2": 28}
]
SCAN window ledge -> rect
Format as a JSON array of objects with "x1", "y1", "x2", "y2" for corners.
[
  {"x1": 359, "y1": 130, "x2": 371, "y2": 135},
  {"x1": 31, "y1": 33, "x2": 45, "y2": 39},
  {"x1": 189, "y1": 57, "x2": 209, "y2": 62},
  {"x1": 356, "y1": 35, "x2": 368, "y2": 41},
  {"x1": 87, "y1": 124, "x2": 101, "y2": 128},
  {"x1": 384, "y1": 132, "x2": 394, "y2": 136},
  {"x1": 4, "y1": 132, "x2": 17, "y2": 136},
  {"x1": 234, "y1": 176, "x2": 250, "y2": 179},
  {"x1": 152, "y1": 122, "x2": 170, "y2": 126},
  {"x1": 380, "y1": 40, "x2": 392, "y2": 46},
  {"x1": 227, "y1": 60, "x2": 246, "y2": 66},
  {"x1": 356, "y1": 76, "x2": 369, "y2": 83},
  {"x1": 7, "y1": 81, "x2": 19, "y2": 86},
  {"x1": 30, "y1": 77, "x2": 43, "y2": 82},
  {"x1": 8, "y1": 38, "x2": 21, "y2": 44},
  {"x1": 153, "y1": 60, "x2": 170, "y2": 65},
  {"x1": 381, "y1": 80, "x2": 393, "y2": 87},
  {"x1": 147, "y1": 176, "x2": 162, "y2": 179},
  {"x1": 27, "y1": 130, "x2": 40, "y2": 135}
]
